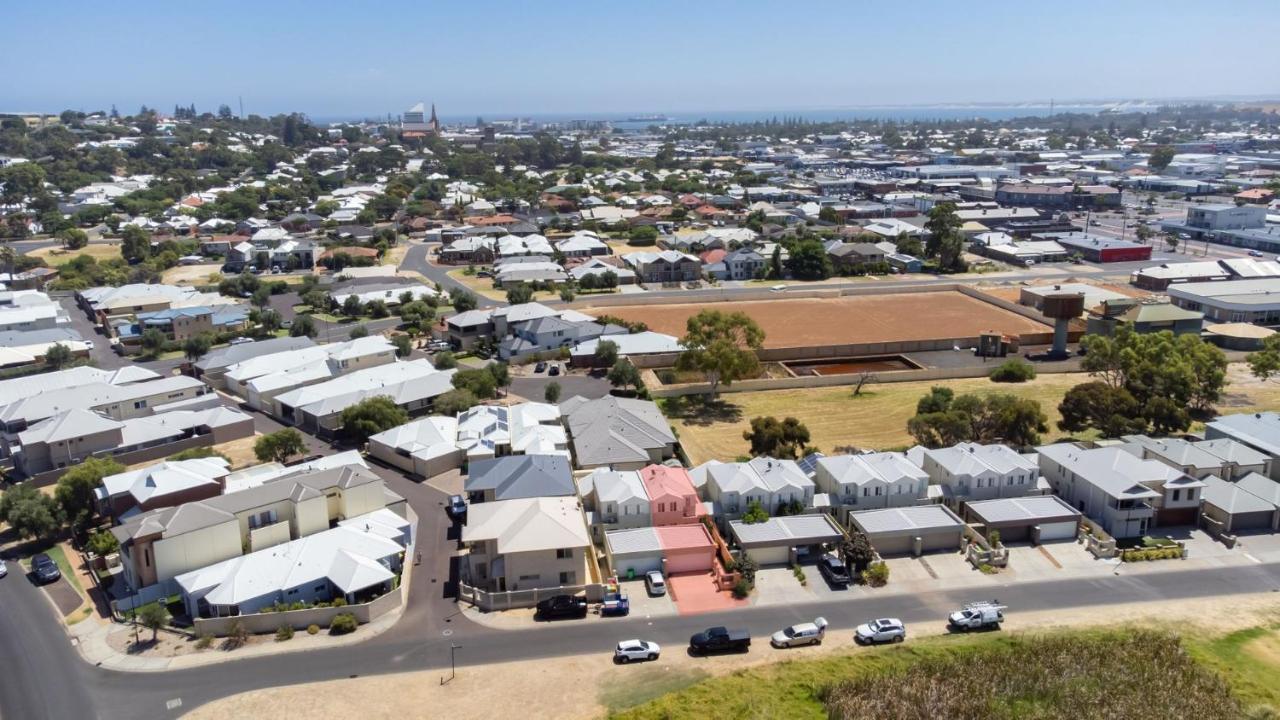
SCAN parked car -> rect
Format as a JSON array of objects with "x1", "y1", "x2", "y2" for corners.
[
  {"x1": 689, "y1": 626, "x2": 750, "y2": 655},
  {"x1": 83, "y1": 340, "x2": 95, "y2": 350},
  {"x1": 817, "y1": 554, "x2": 851, "y2": 588},
  {"x1": 446, "y1": 494, "x2": 467, "y2": 519},
  {"x1": 427, "y1": 340, "x2": 452, "y2": 352},
  {"x1": 535, "y1": 594, "x2": 588, "y2": 620},
  {"x1": 534, "y1": 361, "x2": 547, "y2": 373},
  {"x1": 601, "y1": 592, "x2": 630, "y2": 617},
  {"x1": 548, "y1": 364, "x2": 561, "y2": 376},
  {"x1": 0, "y1": 559, "x2": 7, "y2": 578},
  {"x1": 948, "y1": 601, "x2": 1005, "y2": 632},
  {"x1": 229, "y1": 337, "x2": 255, "y2": 345},
  {"x1": 771, "y1": 617, "x2": 827, "y2": 648},
  {"x1": 644, "y1": 570, "x2": 666, "y2": 596},
  {"x1": 1249, "y1": 250, "x2": 1264, "y2": 257},
  {"x1": 614, "y1": 639, "x2": 660, "y2": 663},
  {"x1": 854, "y1": 618, "x2": 905, "y2": 645},
  {"x1": 30, "y1": 553, "x2": 61, "y2": 584}
]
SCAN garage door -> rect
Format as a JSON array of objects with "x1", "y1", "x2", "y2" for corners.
[
  {"x1": 746, "y1": 545, "x2": 791, "y2": 566},
  {"x1": 869, "y1": 534, "x2": 913, "y2": 556},
  {"x1": 1036, "y1": 521, "x2": 1078, "y2": 542},
  {"x1": 1230, "y1": 510, "x2": 1273, "y2": 532},
  {"x1": 922, "y1": 530, "x2": 962, "y2": 553},
  {"x1": 665, "y1": 548, "x2": 714, "y2": 574},
  {"x1": 613, "y1": 552, "x2": 662, "y2": 577},
  {"x1": 1158, "y1": 507, "x2": 1199, "y2": 527}
]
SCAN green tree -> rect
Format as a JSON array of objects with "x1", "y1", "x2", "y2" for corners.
[
  {"x1": 839, "y1": 529, "x2": 876, "y2": 574},
  {"x1": 0, "y1": 483, "x2": 63, "y2": 540},
  {"x1": 141, "y1": 328, "x2": 167, "y2": 355},
  {"x1": 452, "y1": 368, "x2": 497, "y2": 399},
  {"x1": 348, "y1": 324, "x2": 369, "y2": 339},
  {"x1": 433, "y1": 388, "x2": 479, "y2": 414},
  {"x1": 58, "y1": 227, "x2": 89, "y2": 250},
  {"x1": 506, "y1": 283, "x2": 534, "y2": 305},
  {"x1": 1247, "y1": 333, "x2": 1280, "y2": 382},
  {"x1": 594, "y1": 339, "x2": 619, "y2": 368},
  {"x1": 1058, "y1": 381, "x2": 1146, "y2": 438},
  {"x1": 1148, "y1": 145, "x2": 1177, "y2": 173},
  {"x1": 924, "y1": 202, "x2": 961, "y2": 259},
  {"x1": 135, "y1": 602, "x2": 170, "y2": 643},
  {"x1": 784, "y1": 239, "x2": 832, "y2": 280},
  {"x1": 450, "y1": 288, "x2": 478, "y2": 313},
  {"x1": 254, "y1": 429, "x2": 306, "y2": 463},
  {"x1": 818, "y1": 206, "x2": 841, "y2": 224},
  {"x1": 433, "y1": 350, "x2": 457, "y2": 370},
  {"x1": 87, "y1": 529, "x2": 119, "y2": 557},
  {"x1": 742, "y1": 416, "x2": 811, "y2": 459},
  {"x1": 366, "y1": 299, "x2": 390, "y2": 319},
  {"x1": 675, "y1": 309, "x2": 766, "y2": 398},
  {"x1": 487, "y1": 362, "x2": 511, "y2": 396},
  {"x1": 341, "y1": 294, "x2": 364, "y2": 317},
  {"x1": 120, "y1": 225, "x2": 152, "y2": 264},
  {"x1": 907, "y1": 390, "x2": 1048, "y2": 448},
  {"x1": 544, "y1": 381, "x2": 562, "y2": 403},
  {"x1": 741, "y1": 499, "x2": 769, "y2": 524},
  {"x1": 769, "y1": 244, "x2": 783, "y2": 279},
  {"x1": 628, "y1": 225, "x2": 658, "y2": 246},
  {"x1": 607, "y1": 358, "x2": 642, "y2": 392},
  {"x1": 54, "y1": 457, "x2": 122, "y2": 528},
  {"x1": 391, "y1": 334, "x2": 412, "y2": 358},
  {"x1": 182, "y1": 334, "x2": 212, "y2": 361},
  {"x1": 558, "y1": 286, "x2": 576, "y2": 302},
  {"x1": 44, "y1": 342, "x2": 73, "y2": 370},
  {"x1": 340, "y1": 396, "x2": 409, "y2": 443},
  {"x1": 290, "y1": 315, "x2": 316, "y2": 338}
]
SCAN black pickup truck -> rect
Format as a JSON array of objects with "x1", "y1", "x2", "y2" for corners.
[{"x1": 689, "y1": 626, "x2": 751, "y2": 654}]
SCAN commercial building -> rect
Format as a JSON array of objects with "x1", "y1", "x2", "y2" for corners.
[
  {"x1": 1167, "y1": 279, "x2": 1280, "y2": 325},
  {"x1": 1036, "y1": 232, "x2": 1152, "y2": 263}
]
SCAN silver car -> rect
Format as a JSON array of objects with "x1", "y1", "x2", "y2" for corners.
[
  {"x1": 644, "y1": 570, "x2": 666, "y2": 596},
  {"x1": 855, "y1": 618, "x2": 906, "y2": 645},
  {"x1": 771, "y1": 617, "x2": 827, "y2": 648}
]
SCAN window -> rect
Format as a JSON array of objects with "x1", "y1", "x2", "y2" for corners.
[
  {"x1": 287, "y1": 588, "x2": 299, "y2": 596},
  {"x1": 518, "y1": 574, "x2": 539, "y2": 582},
  {"x1": 144, "y1": 547, "x2": 152, "y2": 567},
  {"x1": 133, "y1": 400, "x2": 147, "y2": 409},
  {"x1": 1172, "y1": 489, "x2": 1181, "y2": 502},
  {"x1": 314, "y1": 584, "x2": 326, "y2": 592},
  {"x1": 559, "y1": 571, "x2": 575, "y2": 585},
  {"x1": 556, "y1": 548, "x2": 573, "y2": 559}
]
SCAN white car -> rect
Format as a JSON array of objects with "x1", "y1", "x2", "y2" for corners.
[
  {"x1": 0, "y1": 559, "x2": 7, "y2": 578},
  {"x1": 855, "y1": 618, "x2": 906, "y2": 645},
  {"x1": 771, "y1": 617, "x2": 827, "y2": 648},
  {"x1": 614, "y1": 639, "x2": 661, "y2": 663},
  {"x1": 84, "y1": 340, "x2": 95, "y2": 350},
  {"x1": 644, "y1": 570, "x2": 666, "y2": 596}
]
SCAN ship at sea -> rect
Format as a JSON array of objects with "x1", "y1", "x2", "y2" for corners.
[{"x1": 624, "y1": 113, "x2": 672, "y2": 122}]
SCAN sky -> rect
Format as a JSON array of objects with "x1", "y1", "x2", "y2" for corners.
[{"x1": 3, "y1": 0, "x2": 1278, "y2": 119}]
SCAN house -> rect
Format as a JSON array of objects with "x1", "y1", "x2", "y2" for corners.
[
  {"x1": 813, "y1": 453, "x2": 929, "y2": 523},
  {"x1": 176, "y1": 512, "x2": 408, "y2": 619},
  {"x1": 827, "y1": 242, "x2": 886, "y2": 271},
  {"x1": 95, "y1": 457, "x2": 231, "y2": 520},
  {"x1": 555, "y1": 233, "x2": 610, "y2": 258},
  {"x1": 193, "y1": 336, "x2": 317, "y2": 388},
  {"x1": 1084, "y1": 299, "x2": 1204, "y2": 337},
  {"x1": 624, "y1": 250, "x2": 701, "y2": 284},
  {"x1": 1200, "y1": 474, "x2": 1280, "y2": 535},
  {"x1": 962, "y1": 496, "x2": 1081, "y2": 544},
  {"x1": 329, "y1": 283, "x2": 439, "y2": 309},
  {"x1": 0, "y1": 364, "x2": 159, "y2": 406},
  {"x1": 1205, "y1": 412, "x2": 1280, "y2": 475},
  {"x1": 0, "y1": 328, "x2": 90, "y2": 368},
  {"x1": 462, "y1": 496, "x2": 592, "y2": 593},
  {"x1": 271, "y1": 360, "x2": 453, "y2": 434},
  {"x1": 639, "y1": 464, "x2": 704, "y2": 525},
  {"x1": 1120, "y1": 435, "x2": 1235, "y2": 480},
  {"x1": 578, "y1": 468, "x2": 651, "y2": 531},
  {"x1": 696, "y1": 457, "x2": 815, "y2": 521},
  {"x1": 849, "y1": 505, "x2": 965, "y2": 556},
  {"x1": 569, "y1": 332, "x2": 682, "y2": 367},
  {"x1": 1037, "y1": 444, "x2": 1204, "y2": 537},
  {"x1": 568, "y1": 258, "x2": 636, "y2": 285},
  {"x1": 0, "y1": 374, "x2": 208, "y2": 438},
  {"x1": 497, "y1": 315, "x2": 625, "y2": 361},
  {"x1": 706, "y1": 248, "x2": 765, "y2": 281},
  {"x1": 367, "y1": 415, "x2": 463, "y2": 478},
  {"x1": 223, "y1": 336, "x2": 397, "y2": 412},
  {"x1": 605, "y1": 524, "x2": 717, "y2": 578},
  {"x1": 910, "y1": 442, "x2": 1042, "y2": 510},
  {"x1": 560, "y1": 395, "x2": 678, "y2": 470},
  {"x1": 729, "y1": 514, "x2": 844, "y2": 565},
  {"x1": 115, "y1": 306, "x2": 250, "y2": 346},
  {"x1": 464, "y1": 454, "x2": 575, "y2": 503},
  {"x1": 112, "y1": 463, "x2": 399, "y2": 593},
  {"x1": 1193, "y1": 438, "x2": 1272, "y2": 480}
]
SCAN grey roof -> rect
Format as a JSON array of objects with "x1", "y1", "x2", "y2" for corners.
[
  {"x1": 707, "y1": 457, "x2": 814, "y2": 495},
  {"x1": 1121, "y1": 435, "x2": 1224, "y2": 470},
  {"x1": 965, "y1": 495, "x2": 1081, "y2": 525},
  {"x1": 1202, "y1": 475, "x2": 1277, "y2": 515},
  {"x1": 1036, "y1": 445, "x2": 1172, "y2": 500},
  {"x1": 1, "y1": 375, "x2": 205, "y2": 426},
  {"x1": 851, "y1": 505, "x2": 964, "y2": 536},
  {"x1": 605, "y1": 527, "x2": 661, "y2": 556},
  {"x1": 1236, "y1": 473, "x2": 1280, "y2": 506},
  {"x1": 1206, "y1": 413, "x2": 1280, "y2": 458},
  {"x1": 1194, "y1": 439, "x2": 1270, "y2": 468},
  {"x1": 194, "y1": 336, "x2": 317, "y2": 373},
  {"x1": 729, "y1": 514, "x2": 843, "y2": 547},
  {"x1": 465, "y1": 454, "x2": 575, "y2": 500},
  {"x1": 561, "y1": 396, "x2": 676, "y2": 467},
  {"x1": 816, "y1": 452, "x2": 926, "y2": 487}
]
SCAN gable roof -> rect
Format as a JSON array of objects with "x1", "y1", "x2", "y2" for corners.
[
  {"x1": 465, "y1": 454, "x2": 575, "y2": 500},
  {"x1": 462, "y1": 496, "x2": 589, "y2": 554},
  {"x1": 561, "y1": 396, "x2": 676, "y2": 467}
]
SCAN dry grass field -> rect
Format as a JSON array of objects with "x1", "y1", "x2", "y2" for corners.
[{"x1": 29, "y1": 243, "x2": 122, "y2": 266}]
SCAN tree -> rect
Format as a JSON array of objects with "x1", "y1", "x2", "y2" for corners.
[
  {"x1": 256, "y1": 309, "x2": 282, "y2": 334},
  {"x1": 558, "y1": 286, "x2": 576, "y2": 302},
  {"x1": 544, "y1": 381, "x2": 562, "y2": 403},
  {"x1": 628, "y1": 225, "x2": 658, "y2": 246},
  {"x1": 391, "y1": 334, "x2": 412, "y2": 358},
  {"x1": 120, "y1": 225, "x2": 151, "y2": 264},
  {"x1": 1248, "y1": 333, "x2": 1280, "y2": 382},
  {"x1": 818, "y1": 205, "x2": 841, "y2": 224},
  {"x1": 607, "y1": 358, "x2": 642, "y2": 392},
  {"x1": 348, "y1": 324, "x2": 369, "y2": 339},
  {"x1": 741, "y1": 499, "x2": 769, "y2": 524},
  {"x1": 1058, "y1": 381, "x2": 1146, "y2": 438},
  {"x1": 254, "y1": 429, "x2": 306, "y2": 464},
  {"x1": 675, "y1": 309, "x2": 765, "y2": 398},
  {"x1": 135, "y1": 602, "x2": 170, "y2": 643},
  {"x1": 742, "y1": 416, "x2": 811, "y2": 459},
  {"x1": 506, "y1": 283, "x2": 534, "y2": 305},
  {"x1": 907, "y1": 390, "x2": 1048, "y2": 448},
  {"x1": 894, "y1": 230, "x2": 923, "y2": 257},
  {"x1": 1148, "y1": 145, "x2": 1177, "y2": 173},
  {"x1": 839, "y1": 529, "x2": 876, "y2": 574},
  {"x1": 594, "y1": 339, "x2": 619, "y2": 368},
  {"x1": 0, "y1": 483, "x2": 63, "y2": 540},
  {"x1": 450, "y1": 288, "x2": 478, "y2": 313},
  {"x1": 87, "y1": 529, "x2": 119, "y2": 558},
  {"x1": 784, "y1": 239, "x2": 832, "y2": 280},
  {"x1": 340, "y1": 396, "x2": 409, "y2": 443},
  {"x1": 434, "y1": 388, "x2": 479, "y2": 415},
  {"x1": 924, "y1": 202, "x2": 961, "y2": 259},
  {"x1": 341, "y1": 294, "x2": 364, "y2": 317},
  {"x1": 452, "y1": 368, "x2": 498, "y2": 399},
  {"x1": 487, "y1": 362, "x2": 511, "y2": 396},
  {"x1": 989, "y1": 359, "x2": 1036, "y2": 383},
  {"x1": 57, "y1": 227, "x2": 89, "y2": 250},
  {"x1": 769, "y1": 244, "x2": 783, "y2": 279},
  {"x1": 182, "y1": 334, "x2": 212, "y2": 361},
  {"x1": 433, "y1": 350, "x2": 457, "y2": 370},
  {"x1": 366, "y1": 299, "x2": 390, "y2": 319},
  {"x1": 141, "y1": 328, "x2": 166, "y2": 355},
  {"x1": 44, "y1": 342, "x2": 73, "y2": 370},
  {"x1": 290, "y1": 315, "x2": 316, "y2": 338}
]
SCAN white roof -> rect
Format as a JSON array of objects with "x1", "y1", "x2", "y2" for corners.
[
  {"x1": 571, "y1": 332, "x2": 682, "y2": 357},
  {"x1": 965, "y1": 495, "x2": 1081, "y2": 524},
  {"x1": 462, "y1": 496, "x2": 588, "y2": 554},
  {"x1": 816, "y1": 452, "x2": 926, "y2": 487},
  {"x1": 97, "y1": 457, "x2": 230, "y2": 505},
  {"x1": 223, "y1": 451, "x2": 368, "y2": 494},
  {"x1": 851, "y1": 505, "x2": 964, "y2": 535},
  {"x1": 1036, "y1": 445, "x2": 1177, "y2": 500},
  {"x1": 605, "y1": 527, "x2": 661, "y2": 556},
  {"x1": 0, "y1": 364, "x2": 159, "y2": 405},
  {"x1": 730, "y1": 514, "x2": 843, "y2": 546},
  {"x1": 582, "y1": 468, "x2": 648, "y2": 505}
]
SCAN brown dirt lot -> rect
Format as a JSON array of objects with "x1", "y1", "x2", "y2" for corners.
[{"x1": 583, "y1": 291, "x2": 1052, "y2": 349}]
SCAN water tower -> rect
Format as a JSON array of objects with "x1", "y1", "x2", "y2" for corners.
[{"x1": 1040, "y1": 292, "x2": 1085, "y2": 358}]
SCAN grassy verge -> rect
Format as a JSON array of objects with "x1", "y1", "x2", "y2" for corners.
[{"x1": 1187, "y1": 625, "x2": 1280, "y2": 710}]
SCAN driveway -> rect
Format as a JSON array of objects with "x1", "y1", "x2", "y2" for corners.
[
  {"x1": 55, "y1": 295, "x2": 127, "y2": 369},
  {"x1": 667, "y1": 572, "x2": 748, "y2": 616},
  {"x1": 752, "y1": 566, "x2": 815, "y2": 606},
  {"x1": 617, "y1": 579, "x2": 676, "y2": 618},
  {"x1": 37, "y1": 574, "x2": 83, "y2": 615}
]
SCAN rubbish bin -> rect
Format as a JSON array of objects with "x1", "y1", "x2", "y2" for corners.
[{"x1": 627, "y1": 568, "x2": 635, "y2": 581}]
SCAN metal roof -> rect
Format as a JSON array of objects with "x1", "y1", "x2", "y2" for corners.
[
  {"x1": 851, "y1": 505, "x2": 963, "y2": 535},
  {"x1": 729, "y1": 514, "x2": 843, "y2": 547},
  {"x1": 965, "y1": 495, "x2": 1080, "y2": 525}
]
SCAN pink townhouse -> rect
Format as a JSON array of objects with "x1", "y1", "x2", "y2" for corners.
[{"x1": 639, "y1": 465, "x2": 705, "y2": 526}]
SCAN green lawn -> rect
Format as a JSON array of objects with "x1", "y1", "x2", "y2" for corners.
[{"x1": 1187, "y1": 625, "x2": 1280, "y2": 710}]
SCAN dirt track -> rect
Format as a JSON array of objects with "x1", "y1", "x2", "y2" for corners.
[{"x1": 586, "y1": 291, "x2": 1052, "y2": 349}]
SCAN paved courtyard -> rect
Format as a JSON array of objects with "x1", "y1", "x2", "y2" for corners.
[
  {"x1": 667, "y1": 571, "x2": 747, "y2": 616},
  {"x1": 616, "y1": 579, "x2": 676, "y2": 618}
]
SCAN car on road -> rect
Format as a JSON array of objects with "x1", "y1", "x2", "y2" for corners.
[
  {"x1": 446, "y1": 494, "x2": 467, "y2": 520},
  {"x1": 83, "y1": 340, "x2": 95, "y2": 350},
  {"x1": 854, "y1": 618, "x2": 905, "y2": 645},
  {"x1": 1249, "y1": 250, "x2": 1264, "y2": 257},
  {"x1": 535, "y1": 594, "x2": 588, "y2": 620},
  {"x1": 817, "y1": 554, "x2": 851, "y2": 588},
  {"x1": 229, "y1": 337, "x2": 255, "y2": 345},
  {"x1": 614, "y1": 639, "x2": 660, "y2": 663},
  {"x1": 534, "y1": 361, "x2": 547, "y2": 373},
  {"x1": 548, "y1": 364, "x2": 560, "y2": 376},
  {"x1": 0, "y1": 559, "x2": 7, "y2": 578},
  {"x1": 30, "y1": 553, "x2": 61, "y2": 584},
  {"x1": 771, "y1": 617, "x2": 827, "y2": 648},
  {"x1": 948, "y1": 601, "x2": 1005, "y2": 632},
  {"x1": 644, "y1": 570, "x2": 666, "y2": 596},
  {"x1": 689, "y1": 626, "x2": 750, "y2": 655}
]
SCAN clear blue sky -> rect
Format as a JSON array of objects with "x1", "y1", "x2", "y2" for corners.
[{"x1": 3, "y1": 0, "x2": 1277, "y2": 118}]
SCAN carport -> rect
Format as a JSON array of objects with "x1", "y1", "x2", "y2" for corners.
[
  {"x1": 605, "y1": 528, "x2": 664, "y2": 579},
  {"x1": 851, "y1": 505, "x2": 964, "y2": 556},
  {"x1": 964, "y1": 496, "x2": 1082, "y2": 543},
  {"x1": 1201, "y1": 475, "x2": 1280, "y2": 534},
  {"x1": 729, "y1": 514, "x2": 844, "y2": 566}
]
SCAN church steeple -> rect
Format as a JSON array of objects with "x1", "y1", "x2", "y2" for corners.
[{"x1": 429, "y1": 103, "x2": 439, "y2": 133}]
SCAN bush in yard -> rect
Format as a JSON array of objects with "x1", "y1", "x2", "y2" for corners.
[
  {"x1": 225, "y1": 621, "x2": 250, "y2": 649},
  {"x1": 329, "y1": 612, "x2": 358, "y2": 635},
  {"x1": 307, "y1": 624, "x2": 320, "y2": 635},
  {"x1": 195, "y1": 633, "x2": 214, "y2": 649},
  {"x1": 862, "y1": 561, "x2": 889, "y2": 587},
  {"x1": 989, "y1": 358, "x2": 1037, "y2": 383},
  {"x1": 275, "y1": 624, "x2": 295, "y2": 642},
  {"x1": 330, "y1": 597, "x2": 347, "y2": 607}
]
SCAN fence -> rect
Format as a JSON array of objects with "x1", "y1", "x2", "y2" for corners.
[
  {"x1": 458, "y1": 582, "x2": 607, "y2": 612},
  {"x1": 192, "y1": 588, "x2": 402, "y2": 636},
  {"x1": 1079, "y1": 517, "x2": 1118, "y2": 559},
  {"x1": 112, "y1": 580, "x2": 179, "y2": 614},
  {"x1": 962, "y1": 523, "x2": 1009, "y2": 568}
]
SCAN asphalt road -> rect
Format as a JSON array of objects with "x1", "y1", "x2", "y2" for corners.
[{"x1": 399, "y1": 243, "x2": 499, "y2": 308}]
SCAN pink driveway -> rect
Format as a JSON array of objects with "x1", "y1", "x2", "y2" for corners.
[{"x1": 666, "y1": 571, "x2": 749, "y2": 616}]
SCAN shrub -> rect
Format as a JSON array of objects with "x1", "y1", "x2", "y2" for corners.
[
  {"x1": 307, "y1": 624, "x2": 320, "y2": 635},
  {"x1": 329, "y1": 612, "x2": 358, "y2": 635},
  {"x1": 731, "y1": 578, "x2": 751, "y2": 599},
  {"x1": 978, "y1": 563, "x2": 997, "y2": 575},
  {"x1": 862, "y1": 561, "x2": 890, "y2": 587},
  {"x1": 330, "y1": 597, "x2": 347, "y2": 607},
  {"x1": 275, "y1": 624, "x2": 295, "y2": 642},
  {"x1": 225, "y1": 621, "x2": 250, "y2": 649},
  {"x1": 195, "y1": 633, "x2": 214, "y2": 649},
  {"x1": 989, "y1": 358, "x2": 1037, "y2": 383}
]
